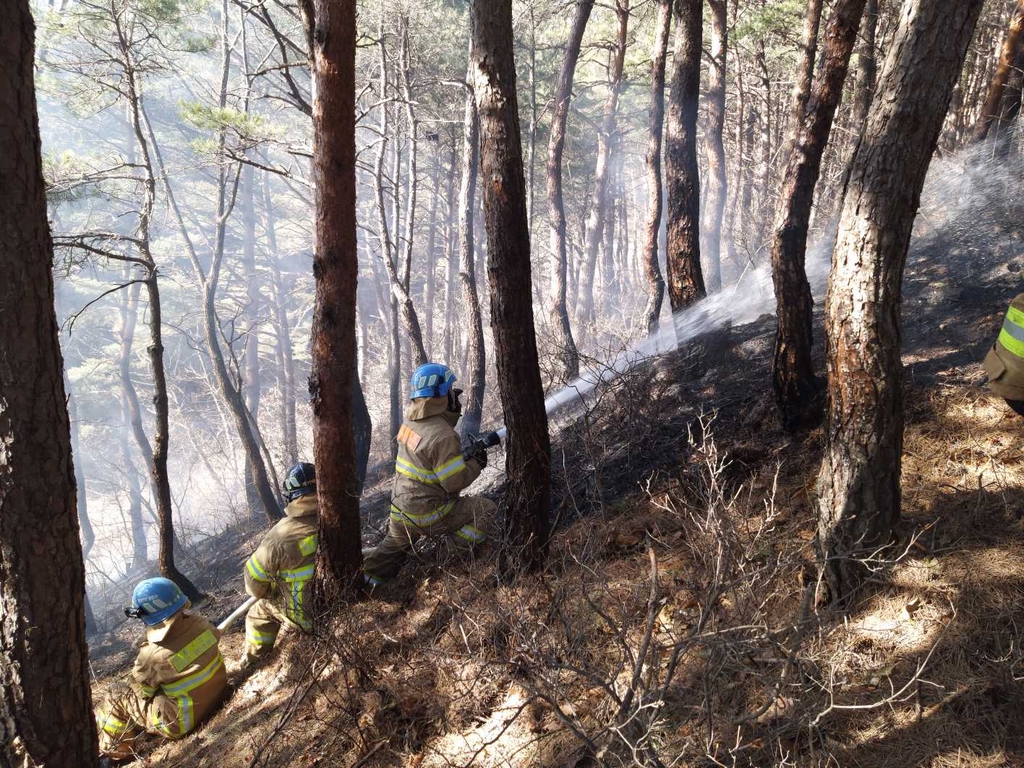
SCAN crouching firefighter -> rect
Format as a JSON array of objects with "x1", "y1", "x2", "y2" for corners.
[
  {"x1": 95, "y1": 578, "x2": 228, "y2": 760},
  {"x1": 984, "y1": 293, "x2": 1024, "y2": 417},
  {"x1": 241, "y1": 462, "x2": 318, "y2": 666},
  {"x1": 363, "y1": 363, "x2": 497, "y2": 587}
]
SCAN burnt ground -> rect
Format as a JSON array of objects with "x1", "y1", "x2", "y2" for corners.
[{"x1": 84, "y1": 209, "x2": 1024, "y2": 766}]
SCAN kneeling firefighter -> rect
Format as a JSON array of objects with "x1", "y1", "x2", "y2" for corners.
[
  {"x1": 241, "y1": 462, "x2": 318, "y2": 666},
  {"x1": 363, "y1": 363, "x2": 497, "y2": 587},
  {"x1": 984, "y1": 293, "x2": 1024, "y2": 417},
  {"x1": 95, "y1": 578, "x2": 228, "y2": 760}
]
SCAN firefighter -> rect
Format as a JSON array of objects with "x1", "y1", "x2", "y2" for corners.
[
  {"x1": 241, "y1": 462, "x2": 319, "y2": 666},
  {"x1": 984, "y1": 293, "x2": 1024, "y2": 417},
  {"x1": 363, "y1": 363, "x2": 496, "y2": 587},
  {"x1": 94, "y1": 578, "x2": 227, "y2": 761}
]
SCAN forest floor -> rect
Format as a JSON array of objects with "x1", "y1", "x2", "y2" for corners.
[{"x1": 88, "y1": 211, "x2": 1024, "y2": 766}]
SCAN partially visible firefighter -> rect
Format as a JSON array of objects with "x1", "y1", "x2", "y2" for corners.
[
  {"x1": 984, "y1": 293, "x2": 1024, "y2": 417},
  {"x1": 94, "y1": 578, "x2": 227, "y2": 761},
  {"x1": 363, "y1": 363, "x2": 497, "y2": 587},
  {"x1": 240, "y1": 462, "x2": 318, "y2": 667}
]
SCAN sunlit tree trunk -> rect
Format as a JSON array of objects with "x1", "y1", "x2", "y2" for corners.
[
  {"x1": 851, "y1": 0, "x2": 878, "y2": 127},
  {"x1": 242, "y1": 162, "x2": 263, "y2": 517},
  {"x1": 817, "y1": 0, "x2": 984, "y2": 606},
  {"x1": 457, "y1": 65, "x2": 486, "y2": 439},
  {"x1": 703, "y1": 0, "x2": 727, "y2": 292},
  {"x1": 472, "y1": 0, "x2": 552, "y2": 574},
  {"x1": 664, "y1": 0, "x2": 705, "y2": 312},
  {"x1": 974, "y1": 0, "x2": 1024, "y2": 142},
  {"x1": 770, "y1": 0, "x2": 866, "y2": 432},
  {"x1": 309, "y1": 0, "x2": 363, "y2": 602},
  {"x1": 641, "y1": 0, "x2": 672, "y2": 333},
  {"x1": 0, "y1": 5, "x2": 99, "y2": 760},
  {"x1": 547, "y1": 0, "x2": 593, "y2": 380}
]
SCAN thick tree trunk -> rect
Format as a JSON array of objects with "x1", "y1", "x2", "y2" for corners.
[
  {"x1": 0, "y1": 5, "x2": 99, "y2": 760},
  {"x1": 770, "y1": 0, "x2": 867, "y2": 432},
  {"x1": 457, "y1": 70, "x2": 486, "y2": 439},
  {"x1": 817, "y1": 0, "x2": 984, "y2": 606},
  {"x1": 472, "y1": 0, "x2": 552, "y2": 575},
  {"x1": 641, "y1": 0, "x2": 672, "y2": 333},
  {"x1": 703, "y1": 0, "x2": 727, "y2": 292},
  {"x1": 664, "y1": 0, "x2": 705, "y2": 313},
  {"x1": 974, "y1": 0, "x2": 1024, "y2": 142},
  {"x1": 852, "y1": 0, "x2": 878, "y2": 127},
  {"x1": 309, "y1": 0, "x2": 363, "y2": 602},
  {"x1": 546, "y1": 0, "x2": 593, "y2": 380},
  {"x1": 580, "y1": 0, "x2": 629, "y2": 325}
]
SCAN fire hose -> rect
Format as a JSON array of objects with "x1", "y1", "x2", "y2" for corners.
[{"x1": 217, "y1": 595, "x2": 257, "y2": 632}]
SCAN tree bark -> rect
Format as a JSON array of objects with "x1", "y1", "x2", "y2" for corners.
[
  {"x1": 703, "y1": 0, "x2": 727, "y2": 292},
  {"x1": 457, "y1": 68, "x2": 486, "y2": 439},
  {"x1": 423, "y1": 137, "x2": 442, "y2": 358},
  {"x1": 580, "y1": 0, "x2": 630, "y2": 325},
  {"x1": 471, "y1": 0, "x2": 552, "y2": 575},
  {"x1": 117, "y1": 278, "x2": 149, "y2": 567},
  {"x1": 242, "y1": 162, "x2": 263, "y2": 519},
  {"x1": 664, "y1": 0, "x2": 705, "y2": 313},
  {"x1": 974, "y1": 0, "x2": 1024, "y2": 142},
  {"x1": 0, "y1": 4, "x2": 99, "y2": 760},
  {"x1": 442, "y1": 132, "x2": 460, "y2": 366},
  {"x1": 852, "y1": 0, "x2": 879, "y2": 127},
  {"x1": 783, "y1": 0, "x2": 824, "y2": 165},
  {"x1": 547, "y1": 0, "x2": 593, "y2": 380},
  {"x1": 817, "y1": 0, "x2": 984, "y2": 606},
  {"x1": 309, "y1": 0, "x2": 363, "y2": 602},
  {"x1": 770, "y1": 0, "x2": 867, "y2": 432},
  {"x1": 641, "y1": 0, "x2": 672, "y2": 333}
]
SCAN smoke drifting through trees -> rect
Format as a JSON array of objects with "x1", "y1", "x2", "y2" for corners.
[{"x1": 32, "y1": 0, "x2": 1023, "y2": 625}]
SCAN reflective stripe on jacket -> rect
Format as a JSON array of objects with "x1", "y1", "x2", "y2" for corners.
[
  {"x1": 244, "y1": 494, "x2": 319, "y2": 632},
  {"x1": 390, "y1": 396, "x2": 482, "y2": 527},
  {"x1": 985, "y1": 293, "x2": 1024, "y2": 401},
  {"x1": 131, "y1": 611, "x2": 227, "y2": 738}
]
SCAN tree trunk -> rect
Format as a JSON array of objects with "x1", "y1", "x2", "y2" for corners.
[
  {"x1": 770, "y1": 0, "x2": 867, "y2": 432},
  {"x1": 852, "y1": 0, "x2": 879, "y2": 127},
  {"x1": 471, "y1": 0, "x2": 552, "y2": 575},
  {"x1": 783, "y1": 0, "x2": 824, "y2": 165},
  {"x1": 264, "y1": 168, "x2": 298, "y2": 466},
  {"x1": 547, "y1": 0, "x2": 593, "y2": 380},
  {"x1": 457, "y1": 68, "x2": 486, "y2": 439},
  {"x1": 817, "y1": 0, "x2": 984, "y2": 606},
  {"x1": 641, "y1": 0, "x2": 672, "y2": 333},
  {"x1": 66, "y1": 383, "x2": 98, "y2": 637},
  {"x1": 242, "y1": 161, "x2": 263, "y2": 519},
  {"x1": 0, "y1": 5, "x2": 99, "y2": 760},
  {"x1": 664, "y1": 0, "x2": 705, "y2": 313},
  {"x1": 423, "y1": 137, "x2": 442, "y2": 358},
  {"x1": 974, "y1": 0, "x2": 1024, "y2": 142},
  {"x1": 442, "y1": 133, "x2": 460, "y2": 366},
  {"x1": 580, "y1": 0, "x2": 630, "y2": 325},
  {"x1": 309, "y1": 0, "x2": 363, "y2": 602},
  {"x1": 352, "y1": 360, "x2": 372, "y2": 491},
  {"x1": 117, "y1": 277, "x2": 149, "y2": 568},
  {"x1": 703, "y1": 0, "x2": 727, "y2": 292}
]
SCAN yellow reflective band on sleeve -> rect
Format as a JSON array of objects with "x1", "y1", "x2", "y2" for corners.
[
  {"x1": 169, "y1": 630, "x2": 217, "y2": 673},
  {"x1": 299, "y1": 534, "x2": 318, "y2": 556},
  {"x1": 99, "y1": 712, "x2": 129, "y2": 736},
  {"x1": 433, "y1": 455, "x2": 466, "y2": 481},
  {"x1": 395, "y1": 456, "x2": 440, "y2": 484},
  {"x1": 246, "y1": 553, "x2": 271, "y2": 582},
  {"x1": 139, "y1": 683, "x2": 157, "y2": 698},
  {"x1": 1000, "y1": 305, "x2": 1024, "y2": 358},
  {"x1": 246, "y1": 627, "x2": 277, "y2": 646}
]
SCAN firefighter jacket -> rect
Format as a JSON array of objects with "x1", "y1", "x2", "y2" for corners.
[
  {"x1": 985, "y1": 293, "x2": 1024, "y2": 401},
  {"x1": 130, "y1": 610, "x2": 227, "y2": 738},
  {"x1": 244, "y1": 494, "x2": 318, "y2": 632},
  {"x1": 390, "y1": 395, "x2": 483, "y2": 529}
]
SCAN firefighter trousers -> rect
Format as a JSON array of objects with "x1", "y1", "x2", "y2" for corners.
[
  {"x1": 95, "y1": 683, "x2": 178, "y2": 760},
  {"x1": 363, "y1": 495, "x2": 496, "y2": 586}
]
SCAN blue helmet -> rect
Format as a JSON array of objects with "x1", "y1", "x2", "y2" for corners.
[
  {"x1": 283, "y1": 462, "x2": 316, "y2": 502},
  {"x1": 128, "y1": 577, "x2": 188, "y2": 626},
  {"x1": 410, "y1": 363, "x2": 457, "y2": 400}
]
